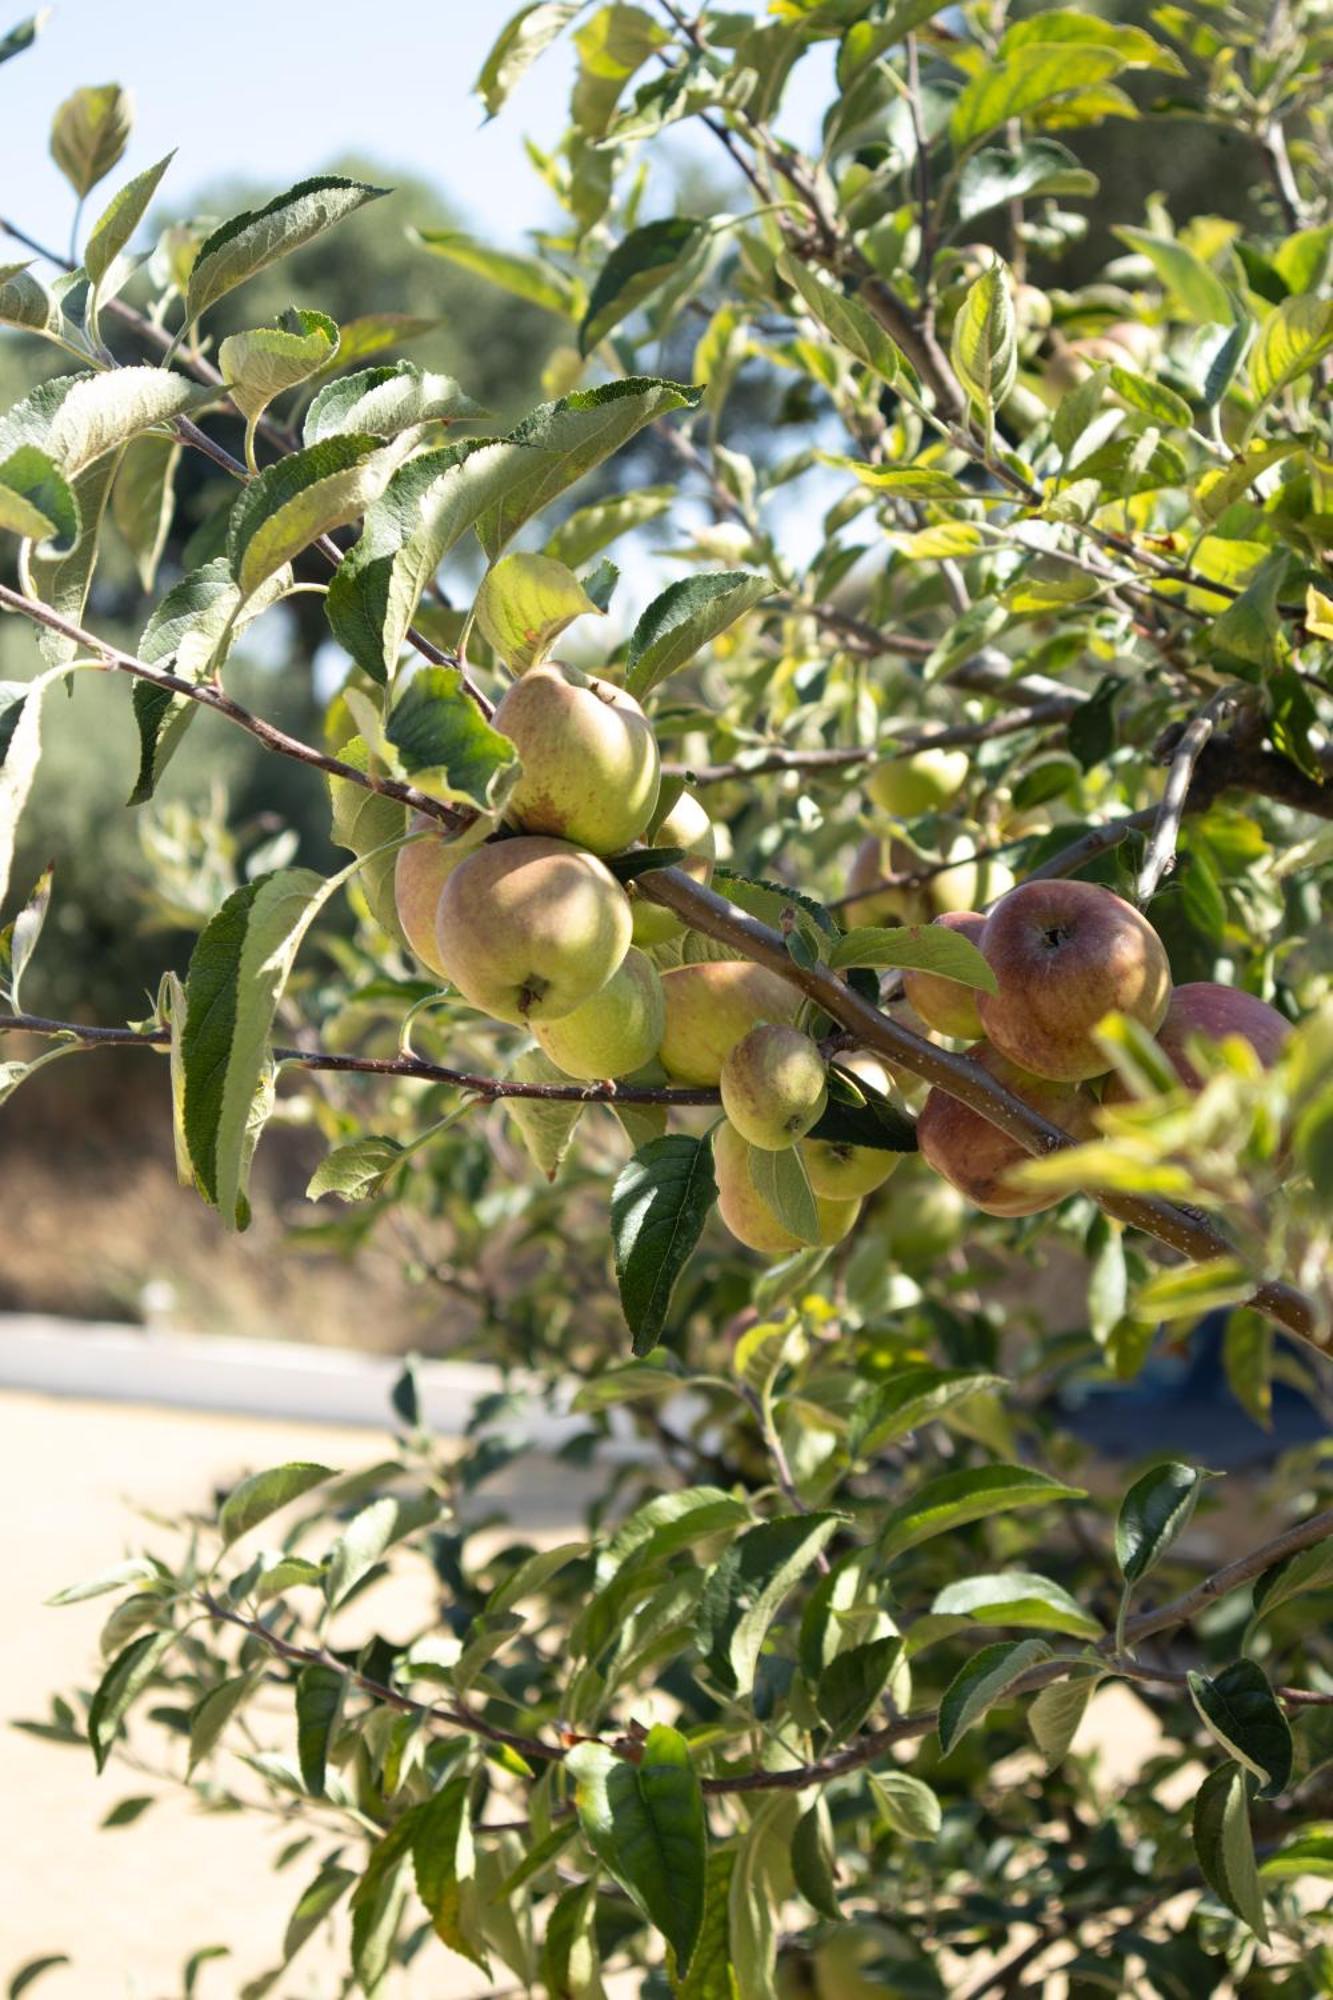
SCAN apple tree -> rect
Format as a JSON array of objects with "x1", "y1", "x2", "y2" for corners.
[{"x1": 4, "y1": 0, "x2": 1333, "y2": 1993}]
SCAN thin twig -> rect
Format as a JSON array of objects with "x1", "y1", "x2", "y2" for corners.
[{"x1": 1137, "y1": 694, "x2": 1235, "y2": 902}]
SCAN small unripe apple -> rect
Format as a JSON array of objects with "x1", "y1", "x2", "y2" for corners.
[
  {"x1": 928, "y1": 833, "x2": 1016, "y2": 916},
  {"x1": 658, "y1": 961, "x2": 800, "y2": 1084},
  {"x1": 978, "y1": 879, "x2": 1172, "y2": 1082},
  {"x1": 713, "y1": 1120, "x2": 859, "y2": 1254},
  {"x1": 631, "y1": 788, "x2": 716, "y2": 945},
  {"x1": 434, "y1": 835, "x2": 631, "y2": 1026},
  {"x1": 721, "y1": 1024, "x2": 828, "y2": 1150},
  {"x1": 801, "y1": 1052, "x2": 904, "y2": 1198},
  {"x1": 493, "y1": 661, "x2": 660, "y2": 855},
  {"x1": 1103, "y1": 980, "x2": 1290, "y2": 1103},
  {"x1": 902, "y1": 912, "x2": 988, "y2": 1040},
  {"x1": 394, "y1": 815, "x2": 483, "y2": 977},
  {"x1": 865, "y1": 746, "x2": 969, "y2": 817},
  {"x1": 878, "y1": 1162, "x2": 966, "y2": 1268},
  {"x1": 917, "y1": 1043, "x2": 1099, "y2": 1216},
  {"x1": 843, "y1": 836, "x2": 933, "y2": 929},
  {"x1": 533, "y1": 946, "x2": 665, "y2": 1080}
]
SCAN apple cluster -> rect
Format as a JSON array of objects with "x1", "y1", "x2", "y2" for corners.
[{"x1": 391, "y1": 666, "x2": 1291, "y2": 1260}]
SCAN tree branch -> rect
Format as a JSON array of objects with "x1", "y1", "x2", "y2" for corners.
[{"x1": 1137, "y1": 694, "x2": 1236, "y2": 901}]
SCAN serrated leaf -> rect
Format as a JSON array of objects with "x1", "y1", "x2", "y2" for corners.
[
  {"x1": 385, "y1": 664, "x2": 518, "y2": 810},
  {"x1": 111, "y1": 433, "x2": 180, "y2": 592},
  {"x1": 0, "y1": 263, "x2": 59, "y2": 339},
  {"x1": 610, "y1": 1133, "x2": 716, "y2": 1355},
  {"x1": 881, "y1": 1465, "x2": 1083, "y2": 1562},
  {"x1": 817, "y1": 1634, "x2": 902, "y2": 1744},
  {"x1": 857, "y1": 1368, "x2": 1003, "y2": 1455},
  {"x1": 227, "y1": 433, "x2": 399, "y2": 601},
  {"x1": 1189, "y1": 1660, "x2": 1291, "y2": 1799},
  {"x1": 46, "y1": 1558, "x2": 155, "y2": 1606},
  {"x1": 624, "y1": 569, "x2": 773, "y2": 698},
  {"x1": 188, "y1": 1669, "x2": 261, "y2": 1774},
  {"x1": 1115, "y1": 1461, "x2": 1212, "y2": 1583},
  {"x1": 580, "y1": 216, "x2": 705, "y2": 353},
  {"x1": 1114, "y1": 226, "x2": 1235, "y2": 326},
  {"x1": 1261, "y1": 1831, "x2": 1333, "y2": 1882},
  {"x1": 476, "y1": 2, "x2": 581, "y2": 117},
  {"x1": 870, "y1": 1770, "x2": 942, "y2": 1841},
  {"x1": 957, "y1": 138, "x2": 1097, "y2": 223},
  {"x1": 295, "y1": 1663, "x2": 343, "y2": 1796},
  {"x1": 413, "y1": 228, "x2": 581, "y2": 318},
  {"x1": 28, "y1": 452, "x2": 120, "y2": 663},
  {"x1": 791, "y1": 1797, "x2": 840, "y2": 1920},
  {"x1": 677, "y1": 1846, "x2": 736, "y2": 2000},
  {"x1": 182, "y1": 867, "x2": 354, "y2": 1223},
  {"x1": 0, "y1": 443, "x2": 78, "y2": 548},
  {"x1": 325, "y1": 735, "x2": 408, "y2": 940},
  {"x1": 1193, "y1": 1762, "x2": 1269, "y2": 1941},
  {"x1": 1248, "y1": 294, "x2": 1333, "y2": 411},
  {"x1": 544, "y1": 486, "x2": 673, "y2": 567},
  {"x1": 85, "y1": 149, "x2": 175, "y2": 291},
  {"x1": 46, "y1": 366, "x2": 201, "y2": 477},
  {"x1": 828, "y1": 924, "x2": 997, "y2": 988},
  {"x1": 703, "y1": 1512, "x2": 843, "y2": 1694},
  {"x1": 950, "y1": 261, "x2": 1017, "y2": 414},
  {"x1": 0, "y1": 856, "x2": 51, "y2": 1008},
  {"x1": 186, "y1": 175, "x2": 387, "y2": 327},
  {"x1": 749, "y1": 1140, "x2": 820, "y2": 1244},
  {"x1": 566, "y1": 1723, "x2": 706, "y2": 1971},
  {"x1": 349, "y1": 1816, "x2": 414, "y2": 1993},
  {"x1": 1247, "y1": 1534, "x2": 1333, "y2": 1646},
  {"x1": 506, "y1": 1044, "x2": 586, "y2": 1181},
  {"x1": 307, "y1": 1135, "x2": 406, "y2": 1203},
  {"x1": 0, "y1": 666, "x2": 65, "y2": 909},
  {"x1": 474, "y1": 551, "x2": 601, "y2": 670},
  {"x1": 219, "y1": 1463, "x2": 334, "y2": 1547},
  {"x1": 50, "y1": 82, "x2": 131, "y2": 198},
  {"x1": 302, "y1": 361, "x2": 476, "y2": 446},
  {"x1": 951, "y1": 45, "x2": 1125, "y2": 145},
  {"x1": 220, "y1": 310, "x2": 338, "y2": 456},
  {"x1": 778, "y1": 255, "x2": 903, "y2": 383},
  {"x1": 932, "y1": 1571, "x2": 1101, "y2": 1641},
  {"x1": 87, "y1": 1631, "x2": 175, "y2": 1773},
  {"x1": 938, "y1": 1638, "x2": 1051, "y2": 1755},
  {"x1": 1028, "y1": 1667, "x2": 1102, "y2": 1766}
]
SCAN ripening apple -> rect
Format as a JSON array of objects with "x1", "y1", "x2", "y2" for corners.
[
  {"x1": 842, "y1": 835, "x2": 933, "y2": 929},
  {"x1": 865, "y1": 746, "x2": 969, "y2": 818},
  {"x1": 1103, "y1": 980, "x2": 1290, "y2": 1103},
  {"x1": 434, "y1": 835, "x2": 631, "y2": 1026},
  {"x1": 533, "y1": 946, "x2": 665, "y2": 1080},
  {"x1": 658, "y1": 960, "x2": 800, "y2": 1084},
  {"x1": 394, "y1": 815, "x2": 487, "y2": 977},
  {"x1": 901, "y1": 912, "x2": 988, "y2": 1040},
  {"x1": 713, "y1": 1120, "x2": 860, "y2": 1254},
  {"x1": 630, "y1": 788, "x2": 717, "y2": 945},
  {"x1": 492, "y1": 661, "x2": 660, "y2": 855},
  {"x1": 977, "y1": 879, "x2": 1172, "y2": 1082},
  {"x1": 916, "y1": 1043, "x2": 1099, "y2": 1216},
  {"x1": 721, "y1": 1024, "x2": 828, "y2": 1150},
  {"x1": 800, "y1": 1052, "x2": 903, "y2": 1199}
]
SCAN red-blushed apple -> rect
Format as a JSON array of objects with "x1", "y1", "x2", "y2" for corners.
[
  {"x1": 394, "y1": 814, "x2": 488, "y2": 977},
  {"x1": 916, "y1": 1043, "x2": 1099, "y2": 1216},
  {"x1": 713, "y1": 1120, "x2": 860, "y2": 1254},
  {"x1": 1103, "y1": 980, "x2": 1291, "y2": 1102},
  {"x1": 434, "y1": 835, "x2": 631, "y2": 1026},
  {"x1": 977, "y1": 879, "x2": 1171, "y2": 1082},
  {"x1": 720, "y1": 1024, "x2": 828, "y2": 1150},
  {"x1": 901, "y1": 912, "x2": 988, "y2": 1040},
  {"x1": 800, "y1": 1051, "x2": 904, "y2": 1199},
  {"x1": 658, "y1": 961, "x2": 800, "y2": 1084},
  {"x1": 630, "y1": 788, "x2": 716, "y2": 945},
  {"x1": 492, "y1": 661, "x2": 660, "y2": 855}
]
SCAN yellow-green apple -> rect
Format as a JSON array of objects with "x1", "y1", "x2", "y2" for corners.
[
  {"x1": 492, "y1": 661, "x2": 660, "y2": 854},
  {"x1": 843, "y1": 835, "x2": 933, "y2": 928},
  {"x1": 977, "y1": 879, "x2": 1172, "y2": 1082},
  {"x1": 917, "y1": 1043, "x2": 1099, "y2": 1215},
  {"x1": 1103, "y1": 980, "x2": 1290, "y2": 1103},
  {"x1": 800, "y1": 1052, "x2": 904, "y2": 1198},
  {"x1": 928, "y1": 832, "x2": 1016, "y2": 915},
  {"x1": 713, "y1": 1120, "x2": 860, "y2": 1254},
  {"x1": 533, "y1": 946, "x2": 665, "y2": 1080},
  {"x1": 658, "y1": 961, "x2": 800, "y2": 1083},
  {"x1": 434, "y1": 835, "x2": 631, "y2": 1026},
  {"x1": 630, "y1": 788, "x2": 716, "y2": 945},
  {"x1": 877, "y1": 1162, "x2": 966, "y2": 1267},
  {"x1": 394, "y1": 814, "x2": 488, "y2": 976},
  {"x1": 902, "y1": 913, "x2": 988, "y2": 1040},
  {"x1": 721, "y1": 1024, "x2": 828, "y2": 1150},
  {"x1": 866, "y1": 745, "x2": 968, "y2": 817}
]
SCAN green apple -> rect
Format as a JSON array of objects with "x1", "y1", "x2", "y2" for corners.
[
  {"x1": 800, "y1": 1053, "x2": 903, "y2": 1198},
  {"x1": 434, "y1": 834, "x2": 631, "y2": 1027},
  {"x1": 901, "y1": 912, "x2": 987, "y2": 1040},
  {"x1": 713, "y1": 1120, "x2": 860, "y2": 1255},
  {"x1": 842, "y1": 835, "x2": 933, "y2": 929},
  {"x1": 928, "y1": 832, "x2": 1016, "y2": 915},
  {"x1": 493, "y1": 660, "x2": 660, "y2": 855},
  {"x1": 878, "y1": 1161, "x2": 966, "y2": 1268},
  {"x1": 533, "y1": 946, "x2": 665, "y2": 1080},
  {"x1": 865, "y1": 746, "x2": 968, "y2": 817},
  {"x1": 916, "y1": 1042, "x2": 1099, "y2": 1215},
  {"x1": 631, "y1": 788, "x2": 716, "y2": 945},
  {"x1": 658, "y1": 960, "x2": 801, "y2": 1084},
  {"x1": 720, "y1": 1024, "x2": 828, "y2": 1150}
]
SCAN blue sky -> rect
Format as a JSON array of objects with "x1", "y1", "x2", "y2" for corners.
[{"x1": 4, "y1": 2, "x2": 830, "y2": 256}]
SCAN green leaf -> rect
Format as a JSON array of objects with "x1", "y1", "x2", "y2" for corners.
[
  {"x1": 46, "y1": 1558, "x2": 155, "y2": 1606},
  {"x1": 1028, "y1": 1668, "x2": 1102, "y2": 1766},
  {"x1": 476, "y1": 2, "x2": 582, "y2": 117},
  {"x1": 277, "y1": 1862, "x2": 356, "y2": 1972},
  {"x1": 957, "y1": 138, "x2": 1097, "y2": 223},
  {"x1": 1108, "y1": 365, "x2": 1193, "y2": 430},
  {"x1": 50, "y1": 82, "x2": 131, "y2": 197},
  {"x1": 412, "y1": 228, "x2": 580, "y2": 318},
  {"x1": 678, "y1": 1847, "x2": 737, "y2": 2000},
  {"x1": 8, "y1": 1959, "x2": 71, "y2": 2000},
  {"x1": 573, "y1": 4, "x2": 670, "y2": 135},
  {"x1": 46, "y1": 366, "x2": 201, "y2": 477},
  {"x1": 1193, "y1": 1762, "x2": 1269, "y2": 1942},
  {"x1": 932, "y1": 1571, "x2": 1102, "y2": 1641},
  {"x1": 817, "y1": 1634, "x2": 902, "y2": 1744},
  {"x1": 703, "y1": 1512, "x2": 843, "y2": 1694},
  {"x1": 0, "y1": 443, "x2": 78, "y2": 547},
  {"x1": 625, "y1": 571, "x2": 773, "y2": 699},
  {"x1": 951, "y1": 45, "x2": 1126, "y2": 146},
  {"x1": 828, "y1": 925, "x2": 997, "y2": 989},
  {"x1": 349, "y1": 1816, "x2": 415, "y2": 1993},
  {"x1": 0, "y1": 666, "x2": 66, "y2": 909},
  {"x1": 791, "y1": 1797, "x2": 841, "y2": 1920},
  {"x1": 219, "y1": 1463, "x2": 334, "y2": 1547},
  {"x1": 749, "y1": 1141, "x2": 820, "y2": 1244},
  {"x1": 111, "y1": 433, "x2": 180, "y2": 592},
  {"x1": 474, "y1": 551, "x2": 601, "y2": 670},
  {"x1": 1115, "y1": 1462, "x2": 1213, "y2": 1583},
  {"x1": 869, "y1": 1771, "x2": 942, "y2": 1841},
  {"x1": 778, "y1": 255, "x2": 903, "y2": 384},
  {"x1": 856, "y1": 1368, "x2": 1003, "y2": 1454},
  {"x1": 188, "y1": 1670, "x2": 261, "y2": 1774},
  {"x1": 567, "y1": 1723, "x2": 707, "y2": 1971},
  {"x1": 882, "y1": 1465, "x2": 1083, "y2": 1562},
  {"x1": 505, "y1": 1044, "x2": 586, "y2": 1181},
  {"x1": 302, "y1": 362, "x2": 476, "y2": 445},
  {"x1": 385, "y1": 664, "x2": 519, "y2": 811},
  {"x1": 186, "y1": 176, "x2": 387, "y2": 327},
  {"x1": 1189, "y1": 1660, "x2": 1292, "y2": 1799},
  {"x1": 0, "y1": 12, "x2": 46, "y2": 69},
  {"x1": 183, "y1": 868, "x2": 353, "y2": 1224},
  {"x1": 1248, "y1": 294, "x2": 1333, "y2": 411},
  {"x1": 541, "y1": 1880, "x2": 601, "y2": 1999},
  {"x1": 0, "y1": 260, "x2": 61, "y2": 342},
  {"x1": 295, "y1": 1664, "x2": 343, "y2": 1796},
  {"x1": 1222, "y1": 1308, "x2": 1272, "y2": 1430},
  {"x1": 326, "y1": 735, "x2": 407, "y2": 940},
  {"x1": 28, "y1": 453, "x2": 119, "y2": 664},
  {"x1": 85, "y1": 149, "x2": 175, "y2": 292},
  {"x1": 543, "y1": 485, "x2": 674, "y2": 567},
  {"x1": 610, "y1": 1134, "x2": 716, "y2": 1356},
  {"x1": 227, "y1": 433, "x2": 399, "y2": 601},
  {"x1": 1261, "y1": 1831, "x2": 1333, "y2": 1882},
  {"x1": 307, "y1": 1135, "x2": 405, "y2": 1204},
  {"x1": 950, "y1": 261, "x2": 1017, "y2": 416},
  {"x1": 938, "y1": 1638, "x2": 1051, "y2": 1756},
  {"x1": 325, "y1": 1491, "x2": 441, "y2": 1610},
  {"x1": 1247, "y1": 1535, "x2": 1333, "y2": 1644},
  {"x1": 220, "y1": 310, "x2": 338, "y2": 453},
  {"x1": 1113, "y1": 226, "x2": 1235, "y2": 326},
  {"x1": 580, "y1": 216, "x2": 705, "y2": 353},
  {"x1": 87, "y1": 1631, "x2": 175, "y2": 1773}
]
